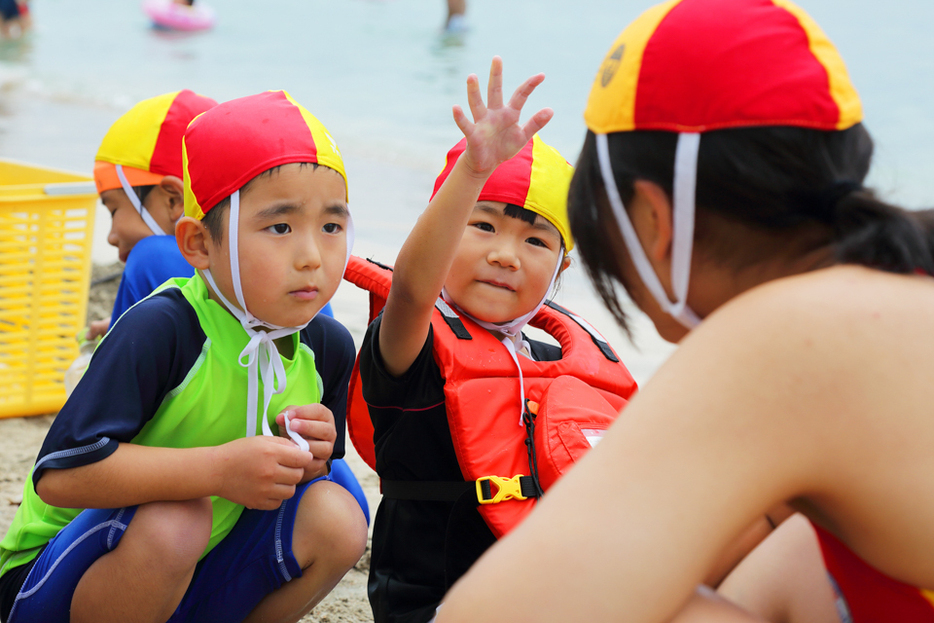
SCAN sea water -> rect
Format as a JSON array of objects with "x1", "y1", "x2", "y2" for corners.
[{"x1": 1, "y1": 0, "x2": 932, "y2": 382}]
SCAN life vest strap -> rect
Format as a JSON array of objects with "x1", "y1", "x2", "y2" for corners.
[
  {"x1": 381, "y1": 480, "x2": 476, "y2": 502},
  {"x1": 435, "y1": 298, "x2": 473, "y2": 340},
  {"x1": 380, "y1": 476, "x2": 540, "y2": 505},
  {"x1": 545, "y1": 300, "x2": 619, "y2": 362}
]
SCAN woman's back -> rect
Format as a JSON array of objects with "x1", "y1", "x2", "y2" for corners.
[{"x1": 729, "y1": 265, "x2": 934, "y2": 587}]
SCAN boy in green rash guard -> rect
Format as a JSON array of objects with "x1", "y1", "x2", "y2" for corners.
[{"x1": 0, "y1": 91, "x2": 367, "y2": 623}]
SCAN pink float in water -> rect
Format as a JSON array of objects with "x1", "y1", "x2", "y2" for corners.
[{"x1": 142, "y1": 0, "x2": 216, "y2": 31}]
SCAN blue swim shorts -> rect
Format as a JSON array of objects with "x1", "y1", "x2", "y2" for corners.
[
  {"x1": 0, "y1": 0, "x2": 19, "y2": 21},
  {"x1": 6, "y1": 477, "x2": 326, "y2": 623}
]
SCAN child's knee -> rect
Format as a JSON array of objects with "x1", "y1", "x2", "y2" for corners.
[
  {"x1": 130, "y1": 498, "x2": 213, "y2": 569},
  {"x1": 294, "y1": 481, "x2": 368, "y2": 569}
]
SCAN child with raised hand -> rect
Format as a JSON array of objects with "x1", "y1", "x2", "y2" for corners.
[
  {"x1": 89, "y1": 89, "x2": 217, "y2": 338},
  {"x1": 0, "y1": 91, "x2": 367, "y2": 623},
  {"x1": 358, "y1": 57, "x2": 635, "y2": 623}
]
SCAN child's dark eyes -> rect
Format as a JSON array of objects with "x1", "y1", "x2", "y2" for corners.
[
  {"x1": 267, "y1": 223, "x2": 291, "y2": 235},
  {"x1": 526, "y1": 236, "x2": 550, "y2": 249},
  {"x1": 323, "y1": 222, "x2": 342, "y2": 234},
  {"x1": 471, "y1": 221, "x2": 495, "y2": 233}
]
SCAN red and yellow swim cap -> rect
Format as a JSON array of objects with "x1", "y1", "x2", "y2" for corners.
[
  {"x1": 584, "y1": 0, "x2": 862, "y2": 134},
  {"x1": 583, "y1": 0, "x2": 864, "y2": 331},
  {"x1": 182, "y1": 90, "x2": 347, "y2": 220},
  {"x1": 94, "y1": 89, "x2": 218, "y2": 194},
  {"x1": 431, "y1": 135, "x2": 574, "y2": 252}
]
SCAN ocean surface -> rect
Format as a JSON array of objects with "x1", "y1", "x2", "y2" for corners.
[{"x1": 1, "y1": 0, "x2": 932, "y2": 383}]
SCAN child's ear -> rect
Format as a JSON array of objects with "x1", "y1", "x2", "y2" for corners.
[
  {"x1": 560, "y1": 255, "x2": 571, "y2": 273},
  {"x1": 160, "y1": 176, "x2": 185, "y2": 223},
  {"x1": 175, "y1": 216, "x2": 211, "y2": 270}
]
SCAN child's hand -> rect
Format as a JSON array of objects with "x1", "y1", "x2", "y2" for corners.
[
  {"x1": 276, "y1": 404, "x2": 336, "y2": 477},
  {"x1": 453, "y1": 56, "x2": 554, "y2": 176},
  {"x1": 215, "y1": 436, "x2": 313, "y2": 510},
  {"x1": 86, "y1": 317, "x2": 111, "y2": 340}
]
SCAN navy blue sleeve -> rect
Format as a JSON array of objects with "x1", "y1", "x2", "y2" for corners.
[
  {"x1": 300, "y1": 314, "x2": 356, "y2": 460},
  {"x1": 34, "y1": 288, "x2": 205, "y2": 486},
  {"x1": 358, "y1": 315, "x2": 445, "y2": 411},
  {"x1": 111, "y1": 236, "x2": 194, "y2": 322}
]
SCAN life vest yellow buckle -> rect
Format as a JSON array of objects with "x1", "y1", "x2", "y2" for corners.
[{"x1": 476, "y1": 475, "x2": 529, "y2": 505}]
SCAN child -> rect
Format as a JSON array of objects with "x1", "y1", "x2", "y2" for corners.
[
  {"x1": 0, "y1": 90, "x2": 367, "y2": 623},
  {"x1": 437, "y1": 1, "x2": 934, "y2": 622},
  {"x1": 0, "y1": 0, "x2": 28, "y2": 39},
  {"x1": 89, "y1": 89, "x2": 218, "y2": 338},
  {"x1": 89, "y1": 88, "x2": 362, "y2": 519},
  {"x1": 90, "y1": 88, "x2": 335, "y2": 337},
  {"x1": 358, "y1": 58, "x2": 636, "y2": 623}
]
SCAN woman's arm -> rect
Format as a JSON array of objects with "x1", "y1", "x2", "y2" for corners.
[{"x1": 705, "y1": 504, "x2": 795, "y2": 588}]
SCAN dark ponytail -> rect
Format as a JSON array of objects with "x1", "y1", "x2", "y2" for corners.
[
  {"x1": 831, "y1": 191, "x2": 933, "y2": 273},
  {"x1": 569, "y1": 124, "x2": 934, "y2": 332},
  {"x1": 910, "y1": 208, "x2": 934, "y2": 268}
]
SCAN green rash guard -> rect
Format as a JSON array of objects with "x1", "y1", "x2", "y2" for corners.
[{"x1": 0, "y1": 274, "x2": 322, "y2": 576}]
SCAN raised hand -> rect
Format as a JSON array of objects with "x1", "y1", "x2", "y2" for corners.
[
  {"x1": 214, "y1": 435, "x2": 313, "y2": 510},
  {"x1": 276, "y1": 404, "x2": 336, "y2": 480},
  {"x1": 453, "y1": 56, "x2": 554, "y2": 176}
]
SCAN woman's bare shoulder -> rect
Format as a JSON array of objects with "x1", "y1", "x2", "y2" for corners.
[
  {"x1": 694, "y1": 265, "x2": 934, "y2": 361},
  {"x1": 666, "y1": 266, "x2": 934, "y2": 464}
]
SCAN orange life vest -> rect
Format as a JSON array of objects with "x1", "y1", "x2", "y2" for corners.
[{"x1": 344, "y1": 255, "x2": 638, "y2": 538}]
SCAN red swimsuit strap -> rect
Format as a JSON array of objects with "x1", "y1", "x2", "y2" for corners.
[{"x1": 812, "y1": 523, "x2": 934, "y2": 623}]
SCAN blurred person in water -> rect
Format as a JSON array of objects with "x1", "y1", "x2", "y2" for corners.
[{"x1": 0, "y1": 0, "x2": 30, "y2": 39}]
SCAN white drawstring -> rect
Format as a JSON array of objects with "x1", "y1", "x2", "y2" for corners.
[
  {"x1": 201, "y1": 188, "x2": 355, "y2": 453},
  {"x1": 442, "y1": 248, "x2": 563, "y2": 426},
  {"x1": 201, "y1": 195, "x2": 307, "y2": 449},
  {"x1": 116, "y1": 164, "x2": 167, "y2": 236},
  {"x1": 595, "y1": 132, "x2": 701, "y2": 329}
]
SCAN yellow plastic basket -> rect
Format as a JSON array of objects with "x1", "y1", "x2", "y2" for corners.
[{"x1": 0, "y1": 159, "x2": 97, "y2": 418}]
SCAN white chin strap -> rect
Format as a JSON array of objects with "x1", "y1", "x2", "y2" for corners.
[
  {"x1": 116, "y1": 164, "x2": 167, "y2": 236},
  {"x1": 442, "y1": 248, "x2": 564, "y2": 426},
  {"x1": 596, "y1": 132, "x2": 701, "y2": 329},
  {"x1": 202, "y1": 189, "x2": 355, "y2": 454}
]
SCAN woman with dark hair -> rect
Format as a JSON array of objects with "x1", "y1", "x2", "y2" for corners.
[{"x1": 435, "y1": 1, "x2": 934, "y2": 622}]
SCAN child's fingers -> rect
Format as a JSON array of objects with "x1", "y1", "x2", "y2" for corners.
[
  {"x1": 286, "y1": 418, "x2": 336, "y2": 444},
  {"x1": 267, "y1": 483, "x2": 298, "y2": 504},
  {"x1": 306, "y1": 439, "x2": 333, "y2": 461},
  {"x1": 464, "y1": 73, "x2": 487, "y2": 121},
  {"x1": 275, "y1": 463, "x2": 306, "y2": 486},
  {"x1": 520, "y1": 107, "x2": 555, "y2": 141},
  {"x1": 274, "y1": 443, "x2": 315, "y2": 469},
  {"x1": 507, "y1": 73, "x2": 546, "y2": 113},
  {"x1": 452, "y1": 105, "x2": 474, "y2": 137},
  {"x1": 486, "y1": 55, "x2": 504, "y2": 110},
  {"x1": 281, "y1": 404, "x2": 333, "y2": 424}
]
